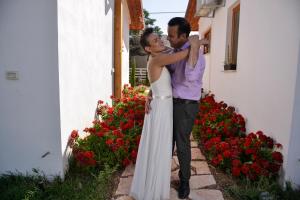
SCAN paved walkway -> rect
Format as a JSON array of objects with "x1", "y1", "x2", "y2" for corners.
[{"x1": 112, "y1": 135, "x2": 224, "y2": 200}]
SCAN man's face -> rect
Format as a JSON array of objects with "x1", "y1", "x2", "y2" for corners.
[{"x1": 167, "y1": 25, "x2": 187, "y2": 49}]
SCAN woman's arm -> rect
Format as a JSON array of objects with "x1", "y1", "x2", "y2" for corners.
[
  {"x1": 151, "y1": 48, "x2": 189, "y2": 67},
  {"x1": 187, "y1": 36, "x2": 209, "y2": 68},
  {"x1": 187, "y1": 35, "x2": 200, "y2": 68}
]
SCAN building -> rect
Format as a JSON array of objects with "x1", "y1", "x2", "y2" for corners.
[
  {"x1": 186, "y1": 0, "x2": 300, "y2": 186},
  {"x1": 0, "y1": 0, "x2": 144, "y2": 178}
]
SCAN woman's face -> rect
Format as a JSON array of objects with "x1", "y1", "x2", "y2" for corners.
[{"x1": 145, "y1": 33, "x2": 165, "y2": 54}]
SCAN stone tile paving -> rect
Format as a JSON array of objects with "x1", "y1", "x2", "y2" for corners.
[{"x1": 112, "y1": 135, "x2": 224, "y2": 200}]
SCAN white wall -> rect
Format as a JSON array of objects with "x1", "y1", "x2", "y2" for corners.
[
  {"x1": 57, "y1": 0, "x2": 114, "y2": 170},
  {"x1": 199, "y1": 0, "x2": 300, "y2": 185},
  {"x1": 286, "y1": 42, "x2": 300, "y2": 187},
  {"x1": 121, "y1": 0, "x2": 130, "y2": 87},
  {"x1": 197, "y1": 22, "x2": 211, "y2": 93},
  {"x1": 0, "y1": 0, "x2": 62, "y2": 176}
]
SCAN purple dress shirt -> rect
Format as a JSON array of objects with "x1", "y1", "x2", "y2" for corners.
[{"x1": 167, "y1": 41, "x2": 206, "y2": 101}]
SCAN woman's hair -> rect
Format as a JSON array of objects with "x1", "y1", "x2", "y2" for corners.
[
  {"x1": 168, "y1": 17, "x2": 191, "y2": 38},
  {"x1": 140, "y1": 27, "x2": 154, "y2": 52}
]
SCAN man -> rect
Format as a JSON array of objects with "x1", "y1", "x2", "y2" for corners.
[{"x1": 145, "y1": 17, "x2": 206, "y2": 199}]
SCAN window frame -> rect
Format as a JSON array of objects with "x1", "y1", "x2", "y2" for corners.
[
  {"x1": 203, "y1": 28, "x2": 212, "y2": 55},
  {"x1": 224, "y1": 2, "x2": 240, "y2": 71}
]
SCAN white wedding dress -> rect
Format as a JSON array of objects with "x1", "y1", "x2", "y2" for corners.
[{"x1": 130, "y1": 66, "x2": 173, "y2": 200}]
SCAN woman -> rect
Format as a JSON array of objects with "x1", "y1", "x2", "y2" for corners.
[{"x1": 129, "y1": 27, "x2": 200, "y2": 200}]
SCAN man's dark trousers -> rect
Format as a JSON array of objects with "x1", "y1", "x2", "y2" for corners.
[{"x1": 173, "y1": 99, "x2": 199, "y2": 182}]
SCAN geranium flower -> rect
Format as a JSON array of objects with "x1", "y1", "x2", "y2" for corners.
[
  {"x1": 232, "y1": 167, "x2": 241, "y2": 177},
  {"x1": 70, "y1": 130, "x2": 79, "y2": 139},
  {"x1": 122, "y1": 158, "x2": 131, "y2": 167},
  {"x1": 272, "y1": 152, "x2": 283, "y2": 163}
]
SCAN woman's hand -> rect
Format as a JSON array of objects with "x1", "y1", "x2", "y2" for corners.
[
  {"x1": 188, "y1": 35, "x2": 209, "y2": 46},
  {"x1": 188, "y1": 35, "x2": 200, "y2": 46}
]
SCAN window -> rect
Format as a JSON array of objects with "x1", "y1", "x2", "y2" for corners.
[
  {"x1": 203, "y1": 28, "x2": 211, "y2": 54},
  {"x1": 225, "y1": 3, "x2": 240, "y2": 70}
]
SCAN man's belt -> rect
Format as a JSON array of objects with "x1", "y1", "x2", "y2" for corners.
[{"x1": 173, "y1": 98, "x2": 199, "y2": 104}]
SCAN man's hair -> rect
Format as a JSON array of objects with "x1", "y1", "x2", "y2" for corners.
[
  {"x1": 140, "y1": 27, "x2": 154, "y2": 52},
  {"x1": 168, "y1": 17, "x2": 191, "y2": 38}
]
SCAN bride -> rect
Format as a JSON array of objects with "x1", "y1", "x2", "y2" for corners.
[{"x1": 129, "y1": 27, "x2": 200, "y2": 200}]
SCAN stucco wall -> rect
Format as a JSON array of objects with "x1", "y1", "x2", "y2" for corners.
[
  {"x1": 57, "y1": 0, "x2": 115, "y2": 171},
  {"x1": 0, "y1": 0, "x2": 62, "y2": 176},
  {"x1": 122, "y1": 0, "x2": 130, "y2": 88},
  {"x1": 199, "y1": 19, "x2": 213, "y2": 93},
  {"x1": 286, "y1": 41, "x2": 300, "y2": 187}
]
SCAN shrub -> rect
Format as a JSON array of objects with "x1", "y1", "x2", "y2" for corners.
[
  {"x1": 69, "y1": 84, "x2": 147, "y2": 169},
  {"x1": 194, "y1": 94, "x2": 283, "y2": 181}
]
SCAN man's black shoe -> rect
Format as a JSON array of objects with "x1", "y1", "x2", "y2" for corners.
[{"x1": 178, "y1": 181, "x2": 190, "y2": 199}]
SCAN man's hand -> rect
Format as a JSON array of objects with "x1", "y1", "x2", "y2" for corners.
[{"x1": 145, "y1": 96, "x2": 152, "y2": 114}]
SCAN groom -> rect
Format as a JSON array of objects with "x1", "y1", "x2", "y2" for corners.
[{"x1": 145, "y1": 17, "x2": 206, "y2": 199}]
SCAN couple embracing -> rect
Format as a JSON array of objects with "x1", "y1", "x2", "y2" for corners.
[{"x1": 130, "y1": 17, "x2": 207, "y2": 200}]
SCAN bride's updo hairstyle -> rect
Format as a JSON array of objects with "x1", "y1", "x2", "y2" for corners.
[{"x1": 140, "y1": 27, "x2": 154, "y2": 54}]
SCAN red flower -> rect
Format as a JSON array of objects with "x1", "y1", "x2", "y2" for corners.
[
  {"x1": 131, "y1": 150, "x2": 137, "y2": 160},
  {"x1": 136, "y1": 135, "x2": 141, "y2": 146},
  {"x1": 267, "y1": 138, "x2": 274, "y2": 148},
  {"x1": 251, "y1": 162, "x2": 261, "y2": 174},
  {"x1": 116, "y1": 138, "x2": 124, "y2": 146},
  {"x1": 107, "y1": 107, "x2": 114, "y2": 115},
  {"x1": 232, "y1": 167, "x2": 241, "y2": 177},
  {"x1": 118, "y1": 109, "x2": 124, "y2": 115},
  {"x1": 84, "y1": 151, "x2": 94, "y2": 159},
  {"x1": 223, "y1": 150, "x2": 232, "y2": 158},
  {"x1": 241, "y1": 164, "x2": 250, "y2": 175},
  {"x1": 260, "y1": 159, "x2": 270, "y2": 168},
  {"x1": 70, "y1": 130, "x2": 79, "y2": 139},
  {"x1": 220, "y1": 142, "x2": 230, "y2": 151},
  {"x1": 105, "y1": 139, "x2": 114, "y2": 146},
  {"x1": 217, "y1": 154, "x2": 224, "y2": 162},
  {"x1": 259, "y1": 134, "x2": 267, "y2": 142},
  {"x1": 248, "y1": 132, "x2": 256, "y2": 139},
  {"x1": 256, "y1": 130, "x2": 263, "y2": 136},
  {"x1": 211, "y1": 157, "x2": 220, "y2": 166},
  {"x1": 244, "y1": 138, "x2": 252, "y2": 147},
  {"x1": 96, "y1": 131, "x2": 104, "y2": 137},
  {"x1": 245, "y1": 148, "x2": 256, "y2": 155},
  {"x1": 83, "y1": 127, "x2": 89, "y2": 132},
  {"x1": 122, "y1": 158, "x2": 131, "y2": 167},
  {"x1": 272, "y1": 152, "x2": 283, "y2": 163},
  {"x1": 232, "y1": 159, "x2": 241, "y2": 167},
  {"x1": 241, "y1": 127, "x2": 246, "y2": 132},
  {"x1": 269, "y1": 163, "x2": 281, "y2": 173},
  {"x1": 75, "y1": 151, "x2": 96, "y2": 166},
  {"x1": 206, "y1": 128, "x2": 212, "y2": 134}
]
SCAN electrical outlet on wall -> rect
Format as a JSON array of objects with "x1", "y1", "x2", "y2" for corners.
[{"x1": 6, "y1": 71, "x2": 19, "y2": 80}]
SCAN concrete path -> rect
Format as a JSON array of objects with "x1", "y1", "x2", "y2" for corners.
[{"x1": 112, "y1": 135, "x2": 224, "y2": 200}]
